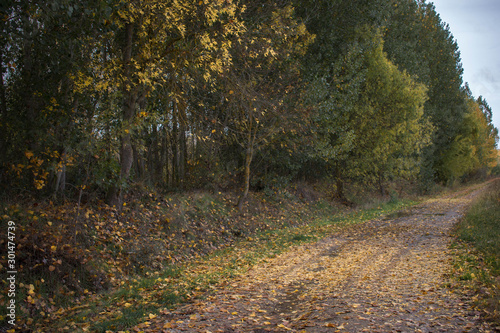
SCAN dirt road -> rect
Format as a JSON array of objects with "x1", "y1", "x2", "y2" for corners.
[{"x1": 145, "y1": 183, "x2": 494, "y2": 332}]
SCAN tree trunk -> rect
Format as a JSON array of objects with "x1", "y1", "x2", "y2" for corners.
[
  {"x1": 378, "y1": 172, "x2": 386, "y2": 196},
  {"x1": 120, "y1": 23, "x2": 136, "y2": 179},
  {"x1": 334, "y1": 162, "x2": 353, "y2": 206},
  {"x1": 335, "y1": 164, "x2": 345, "y2": 200},
  {"x1": 179, "y1": 116, "x2": 187, "y2": 186},
  {"x1": 237, "y1": 146, "x2": 253, "y2": 211},
  {"x1": 108, "y1": 22, "x2": 136, "y2": 206},
  {"x1": 150, "y1": 125, "x2": 162, "y2": 185},
  {"x1": 132, "y1": 143, "x2": 145, "y2": 181},
  {"x1": 162, "y1": 127, "x2": 169, "y2": 186},
  {"x1": 54, "y1": 164, "x2": 66, "y2": 195},
  {"x1": 237, "y1": 130, "x2": 255, "y2": 212},
  {"x1": 172, "y1": 105, "x2": 179, "y2": 186},
  {"x1": 0, "y1": 51, "x2": 6, "y2": 117}
]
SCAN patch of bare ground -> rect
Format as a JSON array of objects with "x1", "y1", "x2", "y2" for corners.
[{"x1": 138, "y1": 182, "x2": 496, "y2": 332}]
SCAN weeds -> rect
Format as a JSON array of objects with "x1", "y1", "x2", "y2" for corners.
[{"x1": 451, "y1": 179, "x2": 500, "y2": 327}]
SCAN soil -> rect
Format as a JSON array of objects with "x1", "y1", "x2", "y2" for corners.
[{"x1": 137, "y1": 183, "x2": 496, "y2": 332}]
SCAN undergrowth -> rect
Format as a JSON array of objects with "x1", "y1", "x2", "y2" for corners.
[
  {"x1": 0, "y1": 181, "x2": 418, "y2": 332},
  {"x1": 451, "y1": 179, "x2": 500, "y2": 328}
]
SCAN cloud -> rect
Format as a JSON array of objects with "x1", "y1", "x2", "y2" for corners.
[{"x1": 471, "y1": 67, "x2": 500, "y2": 95}]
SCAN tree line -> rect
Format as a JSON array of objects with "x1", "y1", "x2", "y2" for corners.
[{"x1": 1, "y1": 0, "x2": 498, "y2": 206}]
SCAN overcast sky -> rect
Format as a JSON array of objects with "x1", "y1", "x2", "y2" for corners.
[{"x1": 430, "y1": 0, "x2": 500, "y2": 134}]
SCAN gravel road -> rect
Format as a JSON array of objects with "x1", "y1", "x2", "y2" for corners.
[{"x1": 146, "y1": 183, "x2": 495, "y2": 332}]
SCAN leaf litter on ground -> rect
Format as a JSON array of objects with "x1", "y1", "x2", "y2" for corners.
[{"x1": 3, "y1": 181, "x2": 498, "y2": 332}]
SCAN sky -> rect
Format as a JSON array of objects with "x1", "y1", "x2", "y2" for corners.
[{"x1": 430, "y1": 0, "x2": 500, "y2": 133}]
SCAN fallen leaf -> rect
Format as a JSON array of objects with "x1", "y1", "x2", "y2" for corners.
[{"x1": 277, "y1": 323, "x2": 292, "y2": 330}]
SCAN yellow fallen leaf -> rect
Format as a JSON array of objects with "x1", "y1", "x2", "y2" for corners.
[
  {"x1": 149, "y1": 313, "x2": 157, "y2": 319},
  {"x1": 277, "y1": 324, "x2": 292, "y2": 330},
  {"x1": 124, "y1": 302, "x2": 132, "y2": 308}
]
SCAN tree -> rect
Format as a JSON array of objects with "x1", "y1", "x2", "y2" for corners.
[
  {"x1": 441, "y1": 93, "x2": 498, "y2": 181},
  {"x1": 0, "y1": 0, "x2": 109, "y2": 194},
  {"x1": 308, "y1": 28, "x2": 430, "y2": 200},
  {"x1": 220, "y1": 2, "x2": 313, "y2": 210},
  {"x1": 80, "y1": 0, "x2": 244, "y2": 205},
  {"x1": 353, "y1": 32, "x2": 431, "y2": 194},
  {"x1": 306, "y1": 32, "x2": 367, "y2": 200},
  {"x1": 384, "y1": 0, "x2": 467, "y2": 187},
  {"x1": 295, "y1": 0, "x2": 396, "y2": 200}
]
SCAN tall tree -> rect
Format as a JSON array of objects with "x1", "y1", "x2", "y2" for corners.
[
  {"x1": 441, "y1": 92, "x2": 498, "y2": 180},
  {"x1": 85, "y1": 0, "x2": 244, "y2": 205},
  {"x1": 0, "y1": 0, "x2": 109, "y2": 193},
  {"x1": 352, "y1": 32, "x2": 431, "y2": 194},
  {"x1": 221, "y1": 2, "x2": 312, "y2": 210},
  {"x1": 307, "y1": 28, "x2": 430, "y2": 199},
  {"x1": 384, "y1": 0, "x2": 467, "y2": 187}
]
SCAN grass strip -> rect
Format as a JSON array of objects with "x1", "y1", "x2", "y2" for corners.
[{"x1": 451, "y1": 179, "x2": 500, "y2": 327}]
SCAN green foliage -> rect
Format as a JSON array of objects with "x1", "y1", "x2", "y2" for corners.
[
  {"x1": 441, "y1": 95, "x2": 499, "y2": 182},
  {"x1": 384, "y1": 1, "x2": 471, "y2": 185},
  {"x1": 1, "y1": 0, "x2": 497, "y2": 201},
  {"x1": 306, "y1": 26, "x2": 431, "y2": 196},
  {"x1": 355, "y1": 30, "x2": 431, "y2": 185}
]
